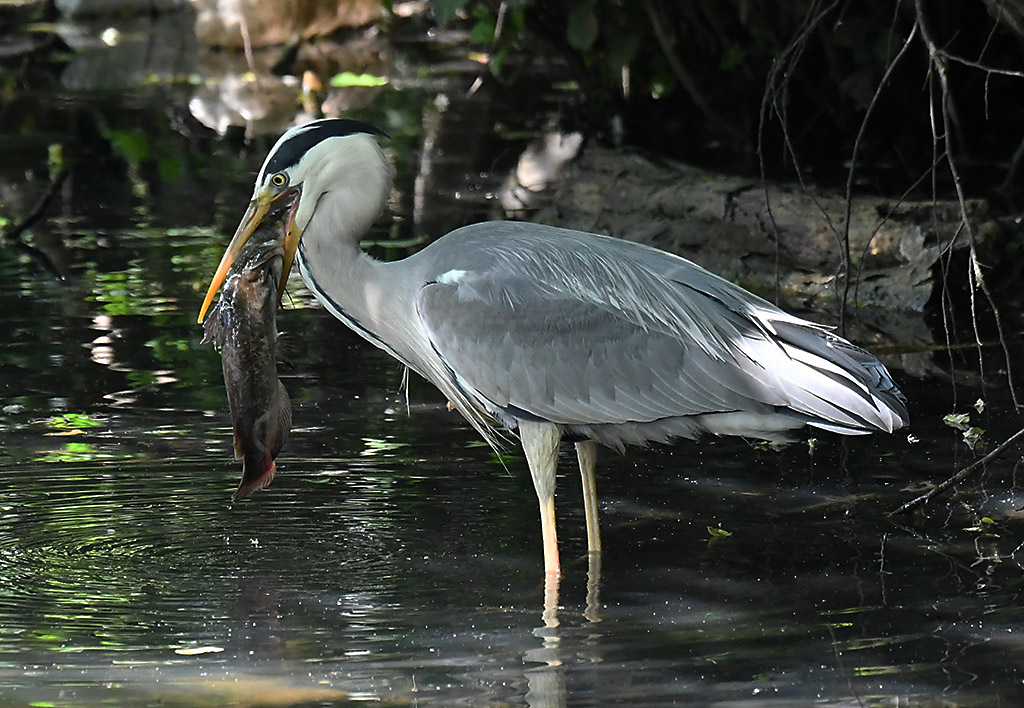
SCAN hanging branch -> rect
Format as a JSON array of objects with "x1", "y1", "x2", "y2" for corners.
[
  {"x1": 915, "y1": 0, "x2": 1020, "y2": 408},
  {"x1": 890, "y1": 425, "x2": 1024, "y2": 516},
  {"x1": 843, "y1": 14, "x2": 919, "y2": 328},
  {"x1": 756, "y1": 0, "x2": 841, "y2": 308}
]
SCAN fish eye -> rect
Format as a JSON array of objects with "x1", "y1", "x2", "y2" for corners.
[{"x1": 270, "y1": 173, "x2": 288, "y2": 188}]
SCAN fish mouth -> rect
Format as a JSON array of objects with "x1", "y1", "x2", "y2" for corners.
[
  {"x1": 232, "y1": 458, "x2": 277, "y2": 502},
  {"x1": 197, "y1": 186, "x2": 300, "y2": 324}
]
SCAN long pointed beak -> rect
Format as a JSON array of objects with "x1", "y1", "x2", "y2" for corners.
[
  {"x1": 278, "y1": 195, "x2": 304, "y2": 299},
  {"x1": 197, "y1": 192, "x2": 274, "y2": 324}
]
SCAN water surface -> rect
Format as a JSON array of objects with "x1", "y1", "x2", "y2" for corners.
[{"x1": 3, "y1": 225, "x2": 1022, "y2": 706}]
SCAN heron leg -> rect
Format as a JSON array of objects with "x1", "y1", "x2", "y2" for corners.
[
  {"x1": 575, "y1": 439, "x2": 601, "y2": 555},
  {"x1": 518, "y1": 420, "x2": 562, "y2": 578}
]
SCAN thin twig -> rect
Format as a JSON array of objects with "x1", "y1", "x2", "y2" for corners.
[
  {"x1": 238, "y1": 9, "x2": 255, "y2": 74},
  {"x1": 939, "y1": 52, "x2": 1024, "y2": 79},
  {"x1": 642, "y1": 1, "x2": 721, "y2": 124},
  {"x1": 755, "y1": 0, "x2": 842, "y2": 310},
  {"x1": 1, "y1": 167, "x2": 70, "y2": 281},
  {"x1": 4, "y1": 167, "x2": 69, "y2": 241},
  {"x1": 890, "y1": 425, "x2": 1024, "y2": 516},
  {"x1": 852, "y1": 154, "x2": 946, "y2": 306},
  {"x1": 842, "y1": 17, "x2": 918, "y2": 328}
]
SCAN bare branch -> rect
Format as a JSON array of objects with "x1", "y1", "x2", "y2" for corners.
[
  {"x1": 939, "y1": 52, "x2": 1024, "y2": 79},
  {"x1": 915, "y1": 0, "x2": 1019, "y2": 407},
  {"x1": 890, "y1": 425, "x2": 1024, "y2": 516},
  {"x1": 843, "y1": 18, "x2": 919, "y2": 328}
]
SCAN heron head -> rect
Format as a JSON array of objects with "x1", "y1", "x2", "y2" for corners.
[{"x1": 198, "y1": 118, "x2": 389, "y2": 323}]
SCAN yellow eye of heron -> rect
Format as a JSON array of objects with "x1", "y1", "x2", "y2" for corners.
[{"x1": 270, "y1": 173, "x2": 288, "y2": 188}]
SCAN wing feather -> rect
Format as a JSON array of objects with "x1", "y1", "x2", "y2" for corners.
[
  {"x1": 409, "y1": 222, "x2": 908, "y2": 439},
  {"x1": 416, "y1": 269, "x2": 774, "y2": 428}
]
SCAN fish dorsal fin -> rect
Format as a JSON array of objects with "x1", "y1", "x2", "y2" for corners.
[{"x1": 276, "y1": 331, "x2": 308, "y2": 366}]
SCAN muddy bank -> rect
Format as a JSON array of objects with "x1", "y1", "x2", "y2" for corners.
[{"x1": 526, "y1": 146, "x2": 997, "y2": 316}]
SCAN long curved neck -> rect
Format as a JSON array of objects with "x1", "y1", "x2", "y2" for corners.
[
  {"x1": 291, "y1": 133, "x2": 409, "y2": 346},
  {"x1": 295, "y1": 214, "x2": 422, "y2": 369}
]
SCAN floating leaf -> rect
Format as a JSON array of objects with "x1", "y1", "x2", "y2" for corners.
[
  {"x1": 47, "y1": 413, "x2": 102, "y2": 430},
  {"x1": 943, "y1": 412, "x2": 970, "y2": 431},
  {"x1": 962, "y1": 426, "x2": 985, "y2": 452},
  {"x1": 361, "y1": 437, "x2": 409, "y2": 457},
  {"x1": 34, "y1": 442, "x2": 121, "y2": 463},
  {"x1": 174, "y1": 646, "x2": 224, "y2": 656},
  {"x1": 43, "y1": 429, "x2": 85, "y2": 438},
  {"x1": 753, "y1": 440, "x2": 789, "y2": 452},
  {"x1": 707, "y1": 526, "x2": 732, "y2": 548}
]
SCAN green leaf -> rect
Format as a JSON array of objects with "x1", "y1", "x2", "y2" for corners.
[
  {"x1": 566, "y1": 0, "x2": 599, "y2": 51},
  {"x1": 962, "y1": 426, "x2": 985, "y2": 451},
  {"x1": 47, "y1": 413, "x2": 102, "y2": 430},
  {"x1": 707, "y1": 525, "x2": 732, "y2": 539},
  {"x1": 361, "y1": 437, "x2": 409, "y2": 457},
  {"x1": 943, "y1": 412, "x2": 970, "y2": 431},
  {"x1": 489, "y1": 46, "x2": 510, "y2": 76},
  {"x1": 106, "y1": 129, "x2": 151, "y2": 165},
  {"x1": 328, "y1": 72, "x2": 388, "y2": 88},
  {"x1": 468, "y1": 17, "x2": 496, "y2": 44},
  {"x1": 47, "y1": 143, "x2": 65, "y2": 179},
  {"x1": 435, "y1": 0, "x2": 470, "y2": 26}
]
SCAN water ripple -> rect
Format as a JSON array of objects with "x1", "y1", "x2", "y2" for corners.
[{"x1": 0, "y1": 456, "x2": 413, "y2": 665}]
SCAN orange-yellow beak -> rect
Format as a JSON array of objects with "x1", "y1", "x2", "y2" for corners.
[
  {"x1": 197, "y1": 188, "x2": 301, "y2": 323},
  {"x1": 278, "y1": 195, "x2": 304, "y2": 299}
]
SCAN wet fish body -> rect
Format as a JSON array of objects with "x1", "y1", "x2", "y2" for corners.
[{"x1": 202, "y1": 226, "x2": 292, "y2": 501}]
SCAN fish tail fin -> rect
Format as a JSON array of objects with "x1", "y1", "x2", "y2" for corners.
[{"x1": 232, "y1": 456, "x2": 277, "y2": 502}]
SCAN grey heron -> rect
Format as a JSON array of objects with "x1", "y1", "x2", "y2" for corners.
[{"x1": 198, "y1": 118, "x2": 909, "y2": 579}]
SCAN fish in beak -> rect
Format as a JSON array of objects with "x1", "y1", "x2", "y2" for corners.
[
  {"x1": 197, "y1": 186, "x2": 303, "y2": 324},
  {"x1": 201, "y1": 214, "x2": 298, "y2": 502}
]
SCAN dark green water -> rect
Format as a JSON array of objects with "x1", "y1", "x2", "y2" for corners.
[{"x1": 3, "y1": 15, "x2": 1024, "y2": 707}]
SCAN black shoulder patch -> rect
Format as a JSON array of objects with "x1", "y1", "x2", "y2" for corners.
[{"x1": 264, "y1": 119, "x2": 388, "y2": 176}]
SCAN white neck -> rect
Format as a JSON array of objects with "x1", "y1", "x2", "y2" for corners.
[
  {"x1": 292, "y1": 133, "x2": 392, "y2": 251},
  {"x1": 292, "y1": 136, "x2": 425, "y2": 366}
]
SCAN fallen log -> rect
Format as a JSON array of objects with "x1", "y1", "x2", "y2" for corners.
[{"x1": 528, "y1": 146, "x2": 998, "y2": 316}]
